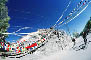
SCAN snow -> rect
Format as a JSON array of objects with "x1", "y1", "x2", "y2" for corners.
[
  {"x1": 39, "y1": 47, "x2": 91, "y2": 60},
  {"x1": 0, "y1": 30, "x2": 91, "y2": 60},
  {"x1": 40, "y1": 33, "x2": 91, "y2": 60},
  {"x1": 39, "y1": 42, "x2": 91, "y2": 60}
]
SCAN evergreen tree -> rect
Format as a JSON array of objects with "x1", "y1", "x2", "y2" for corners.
[
  {"x1": 80, "y1": 17, "x2": 91, "y2": 36},
  {"x1": 85, "y1": 17, "x2": 91, "y2": 30},
  {"x1": 0, "y1": 0, "x2": 10, "y2": 43}
]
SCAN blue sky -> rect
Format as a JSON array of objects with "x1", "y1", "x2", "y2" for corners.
[{"x1": 6, "y1": 0, "x2": 91, "y2": 42}]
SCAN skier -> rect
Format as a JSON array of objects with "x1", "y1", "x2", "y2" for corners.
[{"x1": 82, "y1": 32, "x2": 87, "y2": 45}]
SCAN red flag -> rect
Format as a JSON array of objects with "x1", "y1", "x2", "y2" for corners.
[
  {"x1": 3, "y1": 42, "x2": 4, "y2": 46},
  {"x1": 8, "y1": 45, "x2": 10, "y2": 47},
  {"x1": 18, "y1": 50, "x2": 21, "y2": 53},
  {"x1": 1, "y1": 42, "x2": 2, "y2": 46},
  {"x1": 17, "y1": 47, "x2": 19, "y2": 49},
  {"x1": 43, "y1": 38, "x2": 45, "y2": 41},
  {"x1": 17, "y1": 41, "x2": 19, "y2": 43},
  {"x1": 83, "y1": 2, "x2": 86, "y2": 5},
  {"x1": 7, "y1": 48, "x2": 9, "y2": 51},
  {"x1": 25, "y1": 43, "x2": 37, "y2": 48},
  {"x1": 23, "y1": 40, "x2": 25, "y2": 41}
]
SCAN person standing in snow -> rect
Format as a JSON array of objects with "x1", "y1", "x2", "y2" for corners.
[
  {"x1": 86, "y1": 29, "x2": 90, "y2": 35},
  {"x1": 72, "y1": 37, "x2": 76, "y2": 47},
  {"x1": 57, "y1": 30, "x2": 60, "y2": 38},
  {"x1": 82, "y1": 32, "x2": 87, "y2": 45}
]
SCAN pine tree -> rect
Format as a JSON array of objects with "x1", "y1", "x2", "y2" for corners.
[
  {"x1": 0, "y1": 0, "x2": 10, "y2": 43},
  {"x1": 83, "y1": 17, "x2": 91, "y2": 32},
  {"x1": 80, "y1": 17, "x2": 91, "y2": 36}
]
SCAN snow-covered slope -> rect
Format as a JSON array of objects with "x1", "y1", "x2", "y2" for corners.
[
  {"x1": 39, "y1": 33, "x2": 91, "y2": 60},
  {"x1": 35, "y1": 30, "x2": 72, "y2": 56},
  {"x1": 1, "y1": 29, "x2": 91, "y2": 60}
]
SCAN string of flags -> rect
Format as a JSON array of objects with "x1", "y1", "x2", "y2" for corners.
[
  {"x1": 0, "y1": 31, "x2": 48, "y2": 54},
  {"x1": 53, "y1": 0, "x2": 73, "y2": 27},
  {"x1": 58, "y1": 0, "x2": 86, "y2": 25},
  {"x1": 2, "y1": 26, "x2": 35, "y2": 37},
  {"x1": 59, "y1": 3, "x2": 89, "y2": 28},
  {"x1": 54, "y1": 0, "x2": 90, "y2": 28},
  {"x1": 60, "y1": 0, "x2": 90, "y2": 26}
]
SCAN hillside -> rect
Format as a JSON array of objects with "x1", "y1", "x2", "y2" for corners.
[{"x1": 0, "y1": 29, "x2": 90, "y2": 60}]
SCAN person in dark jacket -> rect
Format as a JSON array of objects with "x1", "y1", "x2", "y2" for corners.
[
  {"x1": 57, "y1": 31, "x2": 59, "y2": 38},
  {"x1": 72, "y1": 38, "x2": 76, "y2": 46},
  {"x1": 86, "y1": 29, "x2": 90, "y2": 35},
  {"x1": 82, "y1": 32, "x2": 87, "y2": 45}
]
